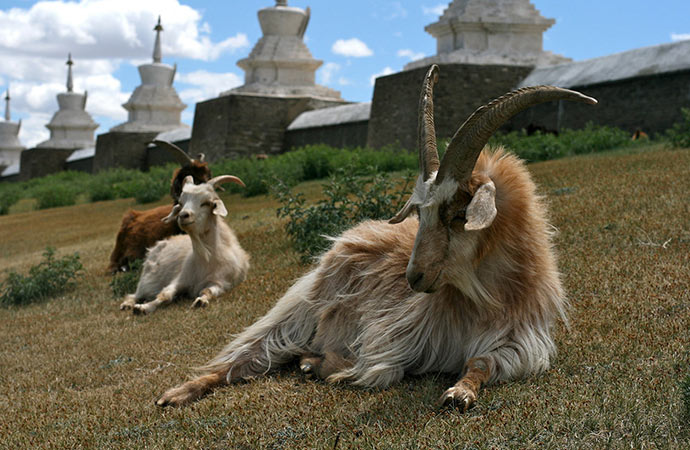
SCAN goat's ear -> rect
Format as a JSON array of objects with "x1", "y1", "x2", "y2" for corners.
[
  {"x1": 212, "y1": 199, "x2": 228, "y2": 217},
  {"x1": 464, "y1": 181, "x2": 497, "y2": 231},
  {"x1": 389, "y1": 197, "x2": 416, "y2": 224},
  {"x1": 163, "y1": 204, "x2": 182, "y2": 223}
]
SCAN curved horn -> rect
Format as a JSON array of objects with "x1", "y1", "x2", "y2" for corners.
[
  {"x1": 154, "y1": 140, "x2": 193, "y2": 166},
  {"x1": 435, "y1": 85, "x2": 597, "y2": 188},
  {"x1": 418, "y1": 65, "x2": 441, "y2": 181},
  {"x1": 197, "y1": 153, "x2": 206, "y2": 162},
  {"x1": 208, "y1": 175, "x2": 245, "y2": 189}
]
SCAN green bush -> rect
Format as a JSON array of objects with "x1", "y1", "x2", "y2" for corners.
[
  {"x1": 663, "y1": 107, "x2": 690, "y2": 148},
  {"x1": 0, "y1": 183, "x2": 22, "y2": 215},
  {"x1": 0, "y1": 247, "x2": 83, "y2": 306},
  {"x1": 32, "y1": 183, "x2": 79, "y2": 209},
  {"x1": 489, "y1": 123, "x2": 643, "y2": 163},
  {"x1": 109, "y1": 259, "x2": 143, "y2": 297},
  {"x1": 274, "y1": 166, "x2": 414, "y2": 262}
]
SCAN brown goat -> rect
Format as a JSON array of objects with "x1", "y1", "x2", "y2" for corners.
[
  {"x1": 156, "y1": 66, "x2": 597, "y2": 410},
  {"x1": 107, "y1": 141, "x2": 211, "y2": 273}
]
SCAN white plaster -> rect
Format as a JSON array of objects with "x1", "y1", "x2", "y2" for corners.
[
  {"x1": 406, "y1": 0, "x2": 570, "y2": 70},
  {"x1": 225, "y1": 2, "x2": 343, "y2": 100}
]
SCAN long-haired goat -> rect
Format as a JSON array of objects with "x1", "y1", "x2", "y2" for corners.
[
  {"x1": 107, "y1": 141, "x2": 212, "y2": 273},
  {"x1": 156, "y1": 65, "x2": 597, "y2": 410},
  {"x1": 119, "y1": 174, "x2": 249, "y2": 314}
]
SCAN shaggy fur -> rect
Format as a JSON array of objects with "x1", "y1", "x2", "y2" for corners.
[
  {"x1": 156, "y1": 148, "x2": 567, "y2": 409},
  {"x1": 107, "y1": 159, "x2": 211, "y2": 273},
  {"x1": 120, "y1": 177, "x2": 249, "y2": 315}
]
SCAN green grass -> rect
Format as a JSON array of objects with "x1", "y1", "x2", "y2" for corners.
[{"x1": 0, "y1": 144, "x2": 688, "y2": 448}]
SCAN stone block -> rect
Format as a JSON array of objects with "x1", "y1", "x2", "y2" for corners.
[
  {"x1": 367, "y1": 63, "x2": 533, "y2": 150},
  {"x1": 92, "y1": 131, "x2": 159, "y2": 172},
  {"x1": 19, "y1": 147, "x2": 75, "y2": 181}
]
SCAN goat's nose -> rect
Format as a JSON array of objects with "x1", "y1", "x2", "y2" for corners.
[
  {"x1": 407, "y1": 271, "x2": 425, "y2": 291},
  {"x1": 179, "y1": 211, "x2": 191, "y2": 220}
]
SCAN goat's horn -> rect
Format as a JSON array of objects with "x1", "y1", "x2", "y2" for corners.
[
  {"x1": 418, "y1": 65, "x2": 441, "y2": 181},
  {"x1": 435, "y1": 85, "x2": 597, "y2": 188},
  {"x1": 209, "y1": 175, "x2": 245, "y2": 189},
  {"x1": 197, "y1": 153, "x2": 206, "y2": 162},
  {"x1": 154, "y1": 140, "x2": 193, "y2": 166}
]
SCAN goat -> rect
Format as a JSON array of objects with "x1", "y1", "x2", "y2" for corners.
[
  {"x1": 119, "y1": 174, "x2": 249, "y2": 314},
  {"x1": 156, "y1": 65, "x2": 597, "y2": 410},
  {"x1": 107, "y1": 140, "x2": 212, "y2": 273},
  {"x1": 631, "y1": 129, "x2": 648, "y2": 141}
]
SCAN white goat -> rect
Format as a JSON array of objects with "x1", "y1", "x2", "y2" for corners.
[
  {"x1": 156, "y1": 65, "x2": 597, "y2": 410},
  {"x1": 119, "y1": 175, "x2": 249, "y2": 315}
]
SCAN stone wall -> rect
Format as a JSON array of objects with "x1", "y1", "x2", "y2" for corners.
[
  {"x1": 367, "y1": 63, "x2": 534, "y2": 150},
  {"x1": 19, "y1": 148, "x2": 74, "y2": 181},
  {"x1": 507, "y1": 70, "x2": 690, "y2": 135},
  {"x1": 190, "y1": 93, "x2": 346, "y2": 161},
  {"x1": 92, "y1": 131, "x2": 158, "y2": 172},
  {"x1": 284, "y1": 121, "x2": 369, "y2": 150}
]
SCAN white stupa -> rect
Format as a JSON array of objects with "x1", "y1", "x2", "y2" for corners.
[
  {"x1": 111, "y1": 17, "x2": 188, "y2": 132},
  {"x1": 225, "y1": 0, "x2": 342, "y2": 99},
  {"x1": 405, "y1": 0, "x2": 570, "y2": 70},
  {"x1": 37, "y1": 54, "x2": 99, "y2": 149},
  {"x1": 0, "y1": 88, "x2": 24, "y2": 169}
]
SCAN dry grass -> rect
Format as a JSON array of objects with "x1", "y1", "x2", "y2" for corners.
[{"x1": 0, "y1": 145, "x2": 688, "y2": 449}]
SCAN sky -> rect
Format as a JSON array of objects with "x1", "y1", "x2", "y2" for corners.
[{"x1": 1, "y1": 0, "x2": 689, "y2": 148}]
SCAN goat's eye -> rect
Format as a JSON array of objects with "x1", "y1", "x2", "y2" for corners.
[
  {"x1": 201, "y1": 201, "x2": 212, "y2": 208},
  {"x1": 451, "y1": 209, "x2": 466, "y2": 224}
]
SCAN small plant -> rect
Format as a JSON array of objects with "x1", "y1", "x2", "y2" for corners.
[
  {"x1": 274, "y1": 167, "x2": 414, "y2": 262},
  {"x1": 682, "y1": 373, "x2": 690, "y2": 424},
  {"x1": 0, "y1": 247, "x2": 83, "y2": 306},
  {"x1": 109, "y1": 259, "x2": 144, "y2": 298},
  {"x1": 32, "y1": 184, "x2": 79, "y2": 209},
  {"x1": 663, "y1": 107, "x2": 690, "y2": 148},
  {"x1": 0, "y1": 183, "x2": 22, "y2": 215}
]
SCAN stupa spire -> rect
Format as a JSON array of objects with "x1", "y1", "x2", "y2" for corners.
[
  {"x1": 4, "y1": 88, "x2": 10, "y2": 122},
  {"x1": 153, "y1": 16, "x2": 163, "y2": 63},
  {"x1": 276, "y1": 0, "x2": 287, "y2": 5},
  {"x1": 66, "y1": 53, "x2": 74, "y2": 92}
]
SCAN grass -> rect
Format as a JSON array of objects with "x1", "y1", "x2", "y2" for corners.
[{"x1": 0, "y1": 144, "x2": 688, "y2": 448}]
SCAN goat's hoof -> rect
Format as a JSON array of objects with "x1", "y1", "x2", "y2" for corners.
[
  {"x1": 132, "y1": 305, "x2": 148, "y2": 315},
  {"x1": 191, "y1": 298, "x2": 209, "y2": 308},
  {"x1": 438, "y1": 384, "x2": 476, "y2": 412},
  {"x1": 156, "y1": 384, "x2": 196, "y2": 408},
  {"x1": 119, "y1": 303, "x2": 132, "y2": 311}
]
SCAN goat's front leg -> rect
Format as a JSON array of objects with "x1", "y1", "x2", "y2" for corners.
[
  {"x1": 119, "y1": 294, "x2": 137, "y2": 310},
  {"x1": 133, "y1": 283, "x2": 177, "y2": 315},
  {"x1": 439, "y1": 357, "x2": 491, "y2": 412},
  {"x1": 191, "y1": 284, "x2": 223, "y2": 309}
]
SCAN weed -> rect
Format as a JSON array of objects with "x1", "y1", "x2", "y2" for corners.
[
  {"x1": 663, "y1": 107, "x2": 690, "y2": 148},
  {"x1": 682, "y1": 374, "x2": 690, "y2": 424},
  {"x1": 274, "y1": 166, "x2": 414, "y2": 262},
  {"x1": 0, "y1": 247, "x2": 83, "y2": 306},
  {"x1": 109, "y1": 259, "x2": 143, "y2": 297}
]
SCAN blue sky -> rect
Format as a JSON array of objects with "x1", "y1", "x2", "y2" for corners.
[{"x1": 1, "y1": 0, "x2": 689, "y2": 147}]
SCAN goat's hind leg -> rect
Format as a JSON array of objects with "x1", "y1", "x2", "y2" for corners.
[
  {"x1": 191, "y1": 284, "x2": 222, "y2": 308},
  {"x1": 133, "y1": 283, "x2": 177, "y2": 315},
  {"x1": 299, "y1": 351, "x2": 353, "y2": 380},
  {"x1": 119, "y1": 294, "x2": 137, "y2": 310}
]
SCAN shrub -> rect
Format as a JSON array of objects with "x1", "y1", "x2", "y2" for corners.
[
  {"x1": 109, "y1": 259, "x2": 143, "y2": 298},
  {"x1": 32, "y1": 183, "x2": 79, "y2": 209},
  {"x1": 0, "y1": 247, "x2": 83, "y2": 306},
  {"x1": 663, "y1": 107, "x2": 690, "y2": 148},
  {"x1": 0, "y1": 183, "x2": 22, "y2": 215},
  {"x1": 274, "y1": 166, "x2": 414, "y2": 262}
]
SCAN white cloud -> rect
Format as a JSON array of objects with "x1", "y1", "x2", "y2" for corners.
[
  {"x1": 0, "y1": 0, "x2": 249, "y2": 61},
  {"x1": 397, "y1": 49, "x2": 425, "y2": 61},
  {"x1": 671, "y1": 33, "x2": 690, "y2": 42},
  {"x1": 370, "y1": 67, "x2": 394, "y2": 86},
  {"x1": 332, "y1": 38, "x2": 374, "y2": 58},
  {"x1": 338, "y1": 77, "x2": 351, "y2": 86},
  {"x1": 0, "y1": 0, "x2": 249, "y2": 147},
  {"x1": 318, "y1": 62, "x2": 341, "y2": 84},
  {"x1": 422, "y1": 4, "x2": 447, "y2": 16},
  {"x1": 177, "y1": 70, "x2": 243, "y2": 104}
]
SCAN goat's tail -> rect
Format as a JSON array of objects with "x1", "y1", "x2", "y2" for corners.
[{"x1": 201, "y1": 269, "x2": 319, "y2": 381}]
